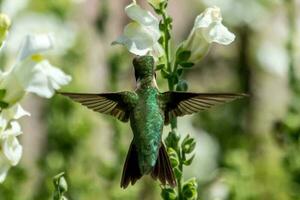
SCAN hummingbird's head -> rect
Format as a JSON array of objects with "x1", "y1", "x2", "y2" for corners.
[{"x1": 133, "y1": 56, "x2": 155, "y2": 81}]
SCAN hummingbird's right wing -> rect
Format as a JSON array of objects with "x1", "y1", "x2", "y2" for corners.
[
  {"x1": 160, "y1": 92, "x2": 247, "y2": 125},
  {"x1": 59, "y1": 92, "x2": 137, "y2": 122}
]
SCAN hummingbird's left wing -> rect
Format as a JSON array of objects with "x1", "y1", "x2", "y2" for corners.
[
  {"x1": 160, "y1": 92, "x2": 247, "y2": 125},
  {"x1": 59, "y1": 92, "x2": 137, "y2": 122}
]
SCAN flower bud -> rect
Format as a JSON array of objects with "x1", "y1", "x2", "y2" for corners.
[
  {"x1": 182, "y1": 178, "x2": 198, "y2": 200},
  {"x1": 0, "y1": 13, "x2": 11, "y2": 46},
  {"x1": 161, "y1": 188, "x2": 177, "y2": 200}
]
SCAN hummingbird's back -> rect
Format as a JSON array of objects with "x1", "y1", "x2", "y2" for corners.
[{"x1": 130, "y1": 87, "x2": 163, "y2": 174}]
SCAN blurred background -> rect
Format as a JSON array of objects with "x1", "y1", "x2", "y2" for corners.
[{"x1": 0, "y1": 0, "x2": 300, "y2": 199}]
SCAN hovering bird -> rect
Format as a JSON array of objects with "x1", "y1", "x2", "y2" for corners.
[{"x1": 59, "y1": 56, "x2": 246, "y2": 189}]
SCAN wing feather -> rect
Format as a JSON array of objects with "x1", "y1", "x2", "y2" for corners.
[
  {"x1": 161, "y1": 92, "x2": 247, "y2": 124},
  {"x1": 59, "y1": 92, "x2": 137, "y2": 122}
]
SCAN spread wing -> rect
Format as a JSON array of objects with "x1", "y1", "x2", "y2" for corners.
[
  {"x1": 160, "y1": 92, "x2": 247, "y2": 125},
  {"x1": 59, "y1": 92, "x2": 137, "y2": 122}
]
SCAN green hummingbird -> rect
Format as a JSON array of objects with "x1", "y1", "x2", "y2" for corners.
[{"x1": 59, "y1": 56, "x2": 246, "y2": 189}]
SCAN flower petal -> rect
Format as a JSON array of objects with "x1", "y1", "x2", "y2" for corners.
[
  {"x1": 1, "y1": 104, "x2": 30, "y2": 120},
  {"x1": 0, "y1": 71, "x2": 26, "y2": 105},
  {"x1": 125, "y1": 3, "x2": 159, "y2": 27},
  {"x1": 24, "y1": 60, "x2": 71, "y2": 98},
  {"x1": 194, "y1": 6, "x2": 222, "y2": 29},
  {"x1": 3, "y1": 135, "x2": 23, "y2": 166},
  {"x1": 0, "y1": 154, "x2": 10, "y2": 183},
  {"x1": 202, "y1": 22, "x2": 235, "y2": 45},
  {"x1": 17, "y1": 34, "x2": 54, "y2": 61},
  {"x1": 113, "y1": 22, "x2": 155, "y2": 56},
  {"x1": 1, "y1": 121, "x2": 22, "y2": 138}
]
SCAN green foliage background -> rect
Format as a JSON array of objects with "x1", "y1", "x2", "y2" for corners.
[{"x1": 0, "y1": 0, "x2": 300, "y2": 199}]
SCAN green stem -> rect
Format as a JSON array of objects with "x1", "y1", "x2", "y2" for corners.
[
  {"x1": 161, "y1": 6, "x2": 184, "y2": 200},
  {"x1": 161, "y1": 8, "x2": 177, "y2": 130},
  {"x1": 286, "y1": 0, "x2": 298, "y2": 93}
]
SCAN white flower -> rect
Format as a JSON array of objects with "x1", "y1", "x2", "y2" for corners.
[
  {"x1": 257, "y1": 42, "x2": 288, "y2": 77},
  {"x1": 113, "y1": 3, "x2": 162, "y2": 57},
  {"x1": 1, "y1": 104, "x2": 30, "y2": 121},
  {"x1": 5, "y1": 13, "x2": 76, "y2": 56},
  {"x1": 1, "y1": 0, "x2": 28, "y2": 18},
  {"x1": 201, "y1": 0, "x2": 281, "y2": 27},
  {"x1": 182, "y1": 6, "x2": 235, "y2": 63},
  {"x1": 0, "y1": 34, "x2": 71, "y2": 106},
  {"x1": 0, "y1": 105, "x2": 27, "y2": 183},
  {"x1": 1, "y1": 121, "x2": 22, "y2": 166}
]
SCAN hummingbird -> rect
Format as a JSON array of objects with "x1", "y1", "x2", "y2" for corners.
[{"x1": 59, "y1": 56, "x2": 246, "y2": 189}]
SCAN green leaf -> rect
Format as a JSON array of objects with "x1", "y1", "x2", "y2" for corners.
[
  {"x1": 156, "y1": 64, "x2": 165, "y2": 70},
  {"x1": 0, "y1": 101, "x2": 9, "y2": 109},
  {"x1": 177, "y1": 51, "x2": 191, "y2": 62},
  {"x1": 158, "y1": 36, "x2": 164, "y2": 45},
  {"x1": 166, "y1": 17, "x2": 173, "y2": 25},
  {"x1": 183, "y1": 154, "x2": 195, "y2": 166},
  {"x1": 161, "y1": 69, "x2": 170, "y2": 78},
  {"x1": 179, "y1": 62, "x2": 194, "y2": 69},
  {"x1": 0, "y1": 89, "x2": 6, "y2": 100},
  {"x1": 159, "y1": 21, "x2": 165, "y2": 31},
  {"x1": 172, "y1": 75, "x2": 179, "y2": 85},
  {"x1": 176, "y1": 69, "x2": 183, "y2": 76}
]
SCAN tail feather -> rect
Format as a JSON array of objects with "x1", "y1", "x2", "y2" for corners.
[
  {"x1": 120, "y1": 142, "x2": 142, "y2": 189},
  {"x1": 120, "y1": 142, "x2": 176, "y2": 188},
  {"x1": 151, "y1": 144, "x2": 176, "y2": 187}
]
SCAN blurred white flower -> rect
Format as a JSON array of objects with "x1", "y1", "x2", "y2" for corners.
[
  {"x1": 113, "y1": 3, "x2": 163, "y2": 57},
  {"x1": 5, "y1": 13, "x2": 76, "y2": 56},
  {"x1": 201, "y1": 0, "x2": 281, "y2": 27},
  {"x1": 257, "y1": 42, "x2": 288, "y2": 77},
  {"x1": 177, "y1": 116, "x2": 219, "y2": 182},
  {"x1": 0, "y1": 34, "x2": 71, "y2": 106},
  {"x1": 1, "y1": 0, "x2": 28, "y2": 18},
  {"x1": 182, "y1": 6, "x2": 235, "y2": 63},
  {"x1": 206, "y1": 179, "x2": 230, "y2": 200}
]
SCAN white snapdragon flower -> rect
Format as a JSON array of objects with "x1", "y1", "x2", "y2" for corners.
[
  {"x1": 1, "y1": 121, "x2": 22, "y2": 166},
  {"x1": 5, "y1": 13, "x2": 77, "y2": 56},
  {"x1": 0, "y1": 111, "x2": 26, "y2": 183},
  {"x1": 113, "y1": 3, "x2": 163, "y2": 57},
  {"x1": 1, "y1": 0, "x2": 28, "y2": 18},
  {"x1": 182, "y1": 6, "x2": 235, "y2": 63},
  {"x1": 0, "y1": 34, "x2": 71, "y2": 106}
]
